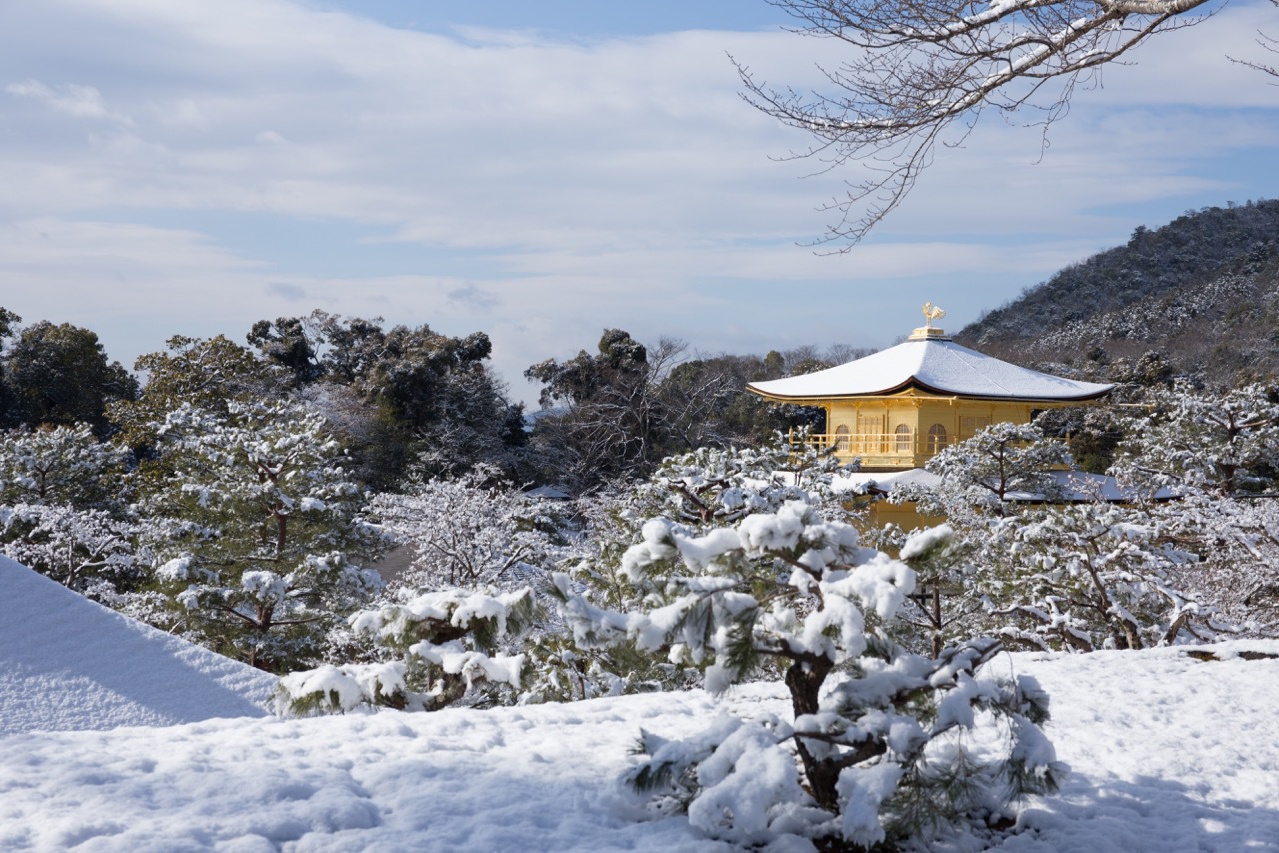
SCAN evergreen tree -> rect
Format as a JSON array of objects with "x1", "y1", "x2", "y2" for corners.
[
  {"x1": 1115, "y1": 381, "x2": 1279, "y2": 497},
  {"x1": 108, "y1": 334, "x2": 285, "y2": 455},
  {"x1": 2, "y1": 320, "x2": 137, "y2": 432},
  {"x1": 551, "y1": 500, "x2": 1063, "y2": 849},
  {"x1": 142, "y1": 401, "x2": 386, "y2": 671},
  {"x1": 0, "y1": 423, "x2": 129, "y2": 509},
  {"x1": 0, "y1": 423, "x2": 143, "y2": 604}
]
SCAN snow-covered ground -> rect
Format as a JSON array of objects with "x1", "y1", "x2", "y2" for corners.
[
  {"x1": 2, "y1": 557, "x2": 1278, "y2": 851},
  {"x1": 0, "y1": 557, "x2": 275, "y2": 737}
]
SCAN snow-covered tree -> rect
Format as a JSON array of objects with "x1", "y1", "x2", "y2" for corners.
[
  {"x1": 1177, "y1": 494, "x2": 1279, "y2": 635},
  {"x1": 277, "y1": 586, "x2": 536, "y2": 714},
  {"x1": 369, "y1": 472, "x2": 562, "y2": 593},
  {"x1": 879, "y1": 423, "x2": 1071, "y2": 654},
  {"x1": 0, "y1": 424, "x2": 143, "y2": 603},
  {"x1": 638, "y1": 437, "x2": 856, "y2": 527},
  {"x1": 552, "y1": 502, "x2": 1063, "y2": 848},
  {"x1": 888, "y1": 422, "x2": 1220, "y2": 653},
  {"x1": 1114, "y1": 381, "x2": 1279, "y2": 497},
  {"x1": 980, "y1": 504, "x2": 1224, "y2": 652},
  {"x1": 109, "y1": 335, "x2": 286, "y2": 460},
  {"x1": 0, "y1": 503, "x2": 145, "y2": 604},
  {"x1": 1108, "y1": 382, "x2": 1279, "y2": 636},
  {"x1": 0, "y1": 424, "x2": 129, "y2": 509},
  {"x1": 905, "y1": 422, "x2": 1072, "y2": 521},
  {"x1": 142, "y1": 401, "x2": 386, "y2": 671},
  {"x1": 536, "y1": 438, "x2": 857, "y2": 699},
  {"x1": 277, "y1": 473, "x2": 559, "y2": 713}
]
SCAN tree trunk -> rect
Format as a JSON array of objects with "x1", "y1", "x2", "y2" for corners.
[
  {"x1": 931, "y1": 584, "x2": 943, "y2": 658},
  {"x1": 785, "y1": 658, "x2": 839, "y2": 810}
]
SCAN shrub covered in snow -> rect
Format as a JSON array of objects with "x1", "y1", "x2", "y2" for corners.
[
  {"x1": 368, "y1": 471, "x2": 563, "y2": 592},
  {"x1": 552, "y1": 498, "x2": 1064, "y2": 849},
  {"x1": 277, "y1": 586, "x2": 536, "y2": 714}
]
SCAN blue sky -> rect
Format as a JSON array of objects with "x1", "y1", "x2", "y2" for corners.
[
  {"x1": 314, "y1": 1, "x2": 791, "y2": 35},
  {"x1": 1, "y1": 0, "x2": 1277, "y2": 404}
]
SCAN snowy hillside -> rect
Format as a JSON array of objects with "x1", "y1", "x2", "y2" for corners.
[
  {"x1": 0, "y1": 557, "x2": 276, "y2": 736},
  {"x1": 956, "y1": 200, "x2": 1279, "y2": 385},
  {"x1": 1, "y1": 632, "x2": 1277, "y2": 850}
]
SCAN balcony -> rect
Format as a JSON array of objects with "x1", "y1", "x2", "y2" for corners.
[{"x1": 787, "y1": 429, "x2": 950, "y2": 470}]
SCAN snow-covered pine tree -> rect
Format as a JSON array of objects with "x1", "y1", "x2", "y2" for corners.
[
  {"x1": 0, "y1": 423, "x2": 130, "y2": 509},
  {"x1": 881, "y1": 423, "x2": 1071, "y2": 654},
  {"x1": 1115, "y1": 381, "x2": 1279, "y2": 498},
  {"x1": 902, "y1": 422, "x2": 1071, "y2": 521},
  {"x1": 0, "y1": 423, "x2": 145, "y2": 603},
  {"x1": 979, "y1": 503, "x2": 1224, "y2": 651},
  {"x1": 0, "y1": 503, "x2": 144, "y2": 604},
  {"x1": 526, "y1": 437, "x2": 857, "y2": 701},
  {"x1": 1110, "y1": 382, "x2": 1279, "y2": 634},
  {"x1": 1175, "y1": 493, "x2": 1279, "y2": 634},
  {"x1": 551, "y1": 498, "x2": 1063, "y2": 849},
  {"x1": 142, "y1": 401, "x2": 386, "y2": 671},
  {"x1": 889, "y1": 422, "x2": 1221, "y2": 653},
  {"x1": 276, "y1": 585, "x2": 537, "y2": 714}
]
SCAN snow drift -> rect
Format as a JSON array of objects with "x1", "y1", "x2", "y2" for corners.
[
  {"x1": 2, "y1": 638, "x2": 1278, "y2": 850},
  {"x1": 0, "y1": 556, "x2": 276, "y2": 736}
]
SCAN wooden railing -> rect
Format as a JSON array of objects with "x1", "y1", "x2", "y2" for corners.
[{"x1": 787, "y1": 429, "x2": 949, "y2": 463}]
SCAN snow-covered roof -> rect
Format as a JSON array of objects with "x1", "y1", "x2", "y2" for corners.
[
  {"x1": 748, "y1": 336, "x2": 1112, "y2": 402},
  {"x1": 833, "y1": 469, "x2": 1177, "y2": 502}
]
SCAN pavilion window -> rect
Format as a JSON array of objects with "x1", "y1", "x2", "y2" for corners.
[
  {"x1": 927, "y1": 423, "x2": 948, "y2": 453},
  {"x1": 834, "y1": 424, "x2": 851, "y2": 452},
  {"x1": 895, "y1": 424, "x2": 911, "y2": 452}
]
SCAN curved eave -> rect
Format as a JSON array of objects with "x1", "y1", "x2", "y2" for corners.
[{"x1": 746, "y1": 378, "x2": 1114, "y2": 405}]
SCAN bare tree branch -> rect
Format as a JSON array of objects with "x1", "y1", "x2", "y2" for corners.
[
  {"x1": 739, "y1": 0, "x2": 1255, "y2": 248},
  {"x1": 1230, "y1": 2, "x2": 1279, "y2": 79}
]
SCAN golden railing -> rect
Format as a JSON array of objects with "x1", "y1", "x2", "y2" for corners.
[{"x1": 787, "y1": 430, "x2": 950, "y2": 461}]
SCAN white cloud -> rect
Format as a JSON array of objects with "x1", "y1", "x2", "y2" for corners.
[
  {"x1": 5, "y1": 78, "x2": 133, "y2": 124},
  {"x1": 448, "y1": 284, "x2": 501, "y2": 310},
  {"x1": 0, "y1": 0, "x2": 1275, "y2": 401},
  {"x1": 267, "y1": 282, "x2": 309, "y2": 301}
]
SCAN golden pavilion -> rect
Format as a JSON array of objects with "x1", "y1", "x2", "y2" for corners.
[{"x1": 746, "y1": 304, "x2": 1112, "y2": 472}]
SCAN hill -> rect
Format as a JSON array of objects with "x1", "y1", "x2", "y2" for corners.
[
  {"x1": 0, "y1": 557, "x2": 276, "y2": 736},
  {"x1": 957, "y1": 201, "x2": 1279, "y2": 384}
]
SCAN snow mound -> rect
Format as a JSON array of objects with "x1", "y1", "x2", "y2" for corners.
[
  {"x1": 1, "y1": 643, "x2": 1277, "y2": 850},
  {"x1": 0, "y1": 556, "x2": 277, "y2": 737}
]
